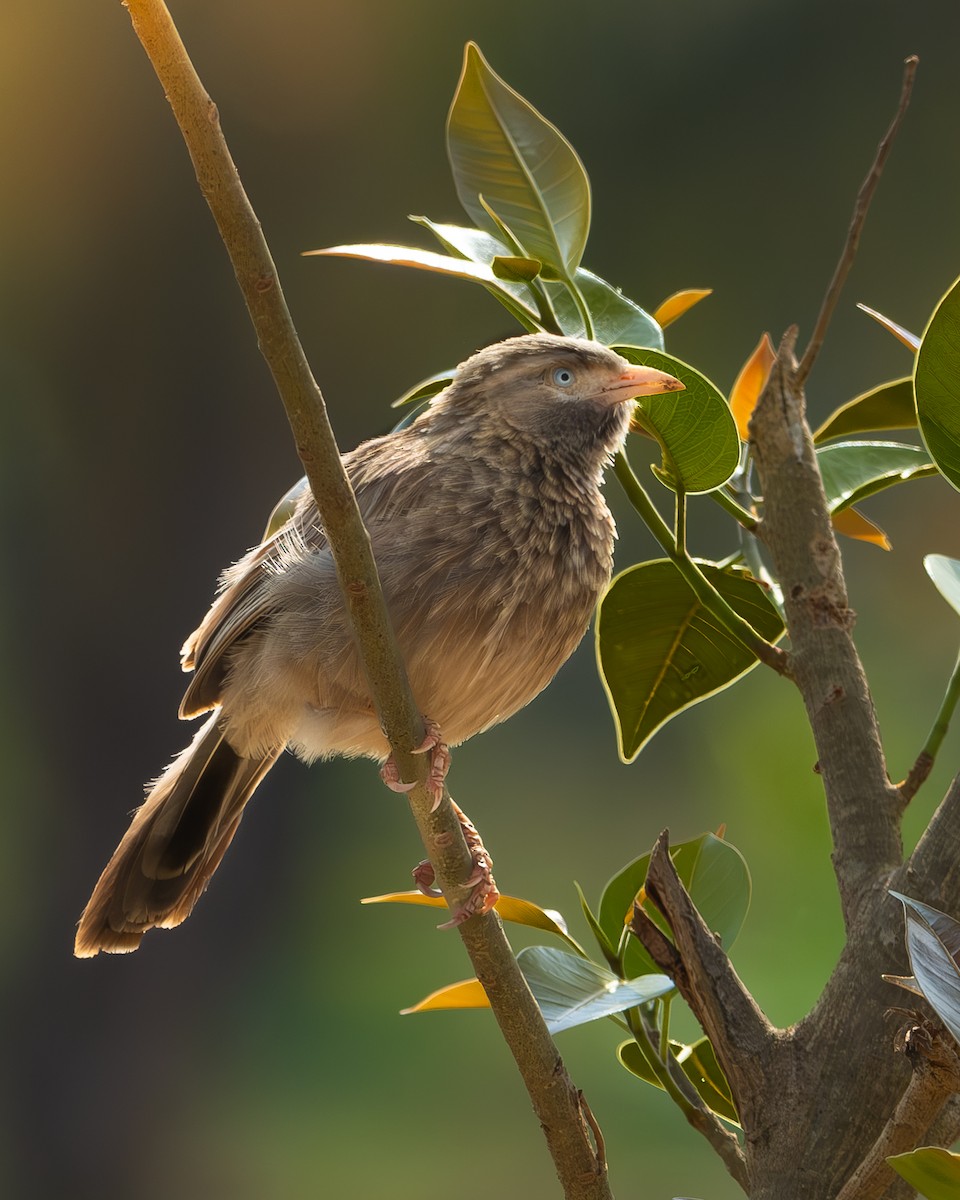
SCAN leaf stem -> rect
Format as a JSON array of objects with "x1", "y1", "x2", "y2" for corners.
[
  {"x1": 710, "y1": 486, "x2": 759, "y2": 531},
  {"x1": 922, "y1": 648, "x2": 960, "y2": 763},
  {"x1": 614, "y1": 453, "x2": 788, "y2": 674},
  {"x1": 625, "y1": 1006, "x2": 698, "y2": 1117},
  {"x1": 566, "y1": 273, "x2": 595, "y2": 339}
]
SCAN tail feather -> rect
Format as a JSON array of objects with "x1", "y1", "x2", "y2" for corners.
[{"x1": 75, "y1": 713, "x2": 280, "y2": 957}]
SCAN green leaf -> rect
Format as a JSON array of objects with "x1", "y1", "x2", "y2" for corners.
[
  {"x1": 597, "y1": 833, "x2": 752, "y2": 981},
  {"x1": 446, "y1": 43, "x2": 591, "y2": 278},
  {"x1": 916, "y1": 276, "x2": 960, "y2": 492},
  {"x1": 262, "y1": 476, "x2": 309, "y2": 539},
  {"x1": 617, "y1": 1036, "x2": 740, "y2": 1125},
  {"x1": 816, "y1": 441, "x2": 936, "y2": 514},
  {"x1": 891, "y1": 892, "x2": 960, "y2": 1047},
  {"x1": 597, "y1": 559, "x2": 784, "y2": 761},
  {"x1": 410, "y1": 217, "x2": 546, "y2": 331},
  {"x1": 888, "y1": 1147, "x2": 960, "y2": 1199},
  {"x1": 926, "y1": 555, "x2": 960, "y2": 618},
  {"x1": 390, "y1": 370, "x2": 454, "y2": 409},
  {"x1": 550, "y1": 271, "x2": 663, "y2": 349},
  {"x1": 515, "y1": 945, "x2": 673, "y2": 1033},
  {"x1": 813, "y1": 378, "x2": 916, "y2": 443},
  {"x1": 615, "y1": 348, "x2": 739, "y2": 493},
  {"x1": 574, "y1": 881, "x2": 621, "y2": 973},
  {"x1": 492, "y1": 255, "x2": 542, "y2": 282}
]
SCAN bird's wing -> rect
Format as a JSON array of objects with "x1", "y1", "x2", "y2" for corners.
[
  {"x1": 177, "y1": 431, "x2": 432, "y2": 720},
  {"x1": 177, "y1": 516, "x2": 317, "y2": 718}
]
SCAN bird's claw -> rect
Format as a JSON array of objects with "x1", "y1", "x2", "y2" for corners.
[
  {"x1": 380, "y1": 719, "x2": 451, "y2": 810},
  {"x1": 413, "y1": 803, "x2": 499, "y2": 928}
]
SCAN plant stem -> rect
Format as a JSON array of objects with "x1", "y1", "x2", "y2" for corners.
[
  {"x1": 614, "y1": 453, "x2": 788, "y2": 673},
  {"x1": 923, "y1": 648, "x2": 960, "y2": 762},
  {"x1": 710, "y1": 486, "x2": 759, "y2": 531},
  {"x1": 121, "y1": 4, "x2": 614, "y2": 1196}
]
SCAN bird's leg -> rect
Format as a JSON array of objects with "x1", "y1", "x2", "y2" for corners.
[
  {"x1": 413, "y1": 800, "x2": 499, "y2": 929},
  {"x1": 379, "y1": 719, "x2": 450, "y2": 810}
]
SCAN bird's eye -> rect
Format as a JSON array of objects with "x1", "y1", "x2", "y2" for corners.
[{"x1": 553, "y1": 367, "x2": 575, "y2": 387}]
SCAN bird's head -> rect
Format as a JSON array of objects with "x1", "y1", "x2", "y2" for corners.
[{"x1": 441, "y1": 334, "x2": 684, "y2": 467}]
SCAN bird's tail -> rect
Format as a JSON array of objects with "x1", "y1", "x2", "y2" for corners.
[{"x1": 74, "y1": 712, "x2": 280, "y2": 957}]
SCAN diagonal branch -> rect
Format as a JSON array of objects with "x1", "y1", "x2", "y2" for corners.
[
  {"x1": 796, "y1": 55, "x2": 918, "y2": 387},
  {"x1": 633, "y1": 831, "x2": 776, "y2": 1138},
  {"x1": 120, "y1": 3, "x2": 613, "y2": 1197},
  {"x1": 833, "y1": 1020, "x2": 960, "y2": 1200}
]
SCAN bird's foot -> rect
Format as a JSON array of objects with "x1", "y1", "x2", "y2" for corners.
[
  {"x1": 413, "y1": 801, "x2": 499, "y2": 928},
  {"x1": 380, "y1": 719, "x2": 451, "y2": 810}
]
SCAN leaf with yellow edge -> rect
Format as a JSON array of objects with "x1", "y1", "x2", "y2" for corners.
[
  {"x1": 831, "y1": 506, "x2": 891, "y2": 550},
  {"x1": 362, "y1": 890, "x2": 586, "y2": 952},
  {"x1": 652, "y1": 288, "x2": 712, "y2": 329},
  {"x1": 729, "y1": 333, "x2": 776, "y2": 441},
  {"x1": 402, "y1": 978, "x2": 489, "y2": 1015},
  {"x1": 858, "y1": 302, "x2": 921, "y2": 352}
]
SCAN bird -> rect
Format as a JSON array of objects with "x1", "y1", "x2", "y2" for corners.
[{"x1": 74, "y1": 333, "x2": 683, "y2": 956}]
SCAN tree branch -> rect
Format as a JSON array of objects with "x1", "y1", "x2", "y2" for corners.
[
  {"x1": 750, "y1": 330, "x2": 904, "y2": 932},
  {"x1": 833, "y1": 1020, "x2": 960, "y2": 1200},
  {"x1": 796, "y1": 55, "x2": 918, "y2": 387},
  {"x1": 899, "y1": 772, "x2": 960, "y2": 904},
  {"x1": 634, "y1": 831, "x2": 776, "y2": 1140},
  {"x1": 120, "y1": 3, "x2": 612, "y2": 1196}
]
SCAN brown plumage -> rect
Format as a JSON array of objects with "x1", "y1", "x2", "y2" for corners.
[{"x1": 75, "y1": 334, "x2": 683, "y2": 956}]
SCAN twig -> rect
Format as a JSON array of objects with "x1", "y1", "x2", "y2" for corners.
[
  {"x1": 636, "y1": 831, "x2": 775, "y2": 1144},
  {"x1": 901, "y1": 772, "x2": 960, "y2": 904},
  {"x1": 120, "y1": 4, "x2": 613, "y2": 1197},
  {"x1": 795, "y1": 55, "x2": 918, "y2": 387},
  {"x1": 833, "y1": 1020, "x2": 960, "y2": 1200}
]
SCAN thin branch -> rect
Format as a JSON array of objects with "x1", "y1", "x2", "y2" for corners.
[
  {"x1": 635, "y1": 831, "x2": 776, "y2": 1140},
  {"x1": 796, "y1": 55, "x2": 918, "y2": 387},
  {"x1": 623, "y1": 1004, "x2": 749, "y2": 1192},
  {"x1": 120, "y1": 4, "x2": 613, "y2": 1196},
  {"x1": 833, "y1": 1020, "x2": 960, "y2": 1200},
  {"x1": 901, "y1": 648, "x2": 960, "y2": 804},
  {"x1": 900, "y1": 772, "x2": 960, "y2": 902}
]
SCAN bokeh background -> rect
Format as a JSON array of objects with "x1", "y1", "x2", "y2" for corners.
[{"x1": 5, "y1": 2, "x2": 960, "y2": 1197}]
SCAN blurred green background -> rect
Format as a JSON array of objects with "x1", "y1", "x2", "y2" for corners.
[{"x1": 5, "y1": 2, "x2": 960, "y2": 1197}]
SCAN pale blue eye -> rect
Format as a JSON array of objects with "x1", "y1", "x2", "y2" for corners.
[{"x1": 553, "y1": 367, "x2": 575, "y2": 387}]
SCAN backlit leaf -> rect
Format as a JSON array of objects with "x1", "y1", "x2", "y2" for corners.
[
  {"x1": 515, "y1": 945, "x2": 673, "y2": 1033},
  {"x1": 888, "y1": 1147, "x2": 960, "y2": 1200},
  {"x1": 858, "y1": 302, "x2": 921, "y2": 352},
  {"x1": 813, "y1": 378, "x2": 915, "y2": 443},
  {"x1": 402, "y1": 978, "x2": 489, "y2": 1014},
  {"x1": 446, "y1": 43, "x2": 591, "y2": 278},
  {"x1": 362, "y1": 889, "x2": 582, "y2": 951},
  {"x1": 653, "y1": 288, "x2": 712, "y2": 329},
  {"x1": 597, "y1": 559, "x2": 784, "y2": 761},
  {"x1": 916, "y1": 277, "x2": 960, "y2": 492},
  {"x1": 390, "y1": 370, "x2": 454, "y2": 408},
  {"x1": 830, "y1": 507, "x2": 891, "y2": 550},
  {"x1": 891, "y1": 892, "x2": 960, "y2": 1047},
  {"x1": 729, "y1": 333, "x2": 776, "y2": 441},
  {"x1": 816, "y1": 441, "x2": 936, "y2": 514},
  {"x1": 550, "y1": 271, "x2": 663, "y2": 349},
  {"x1": 926, "y1": 555, "x2": 960, "y2": 618}
]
